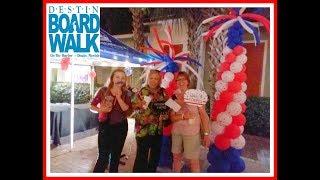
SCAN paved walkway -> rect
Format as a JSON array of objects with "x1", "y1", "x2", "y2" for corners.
[{"x1": 50, "y1": 119, "x2": 270, "y2": 173}]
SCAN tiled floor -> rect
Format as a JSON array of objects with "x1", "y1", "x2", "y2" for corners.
[{"x1": 50, "y1": 119, "x2": 270, "y2": 173}]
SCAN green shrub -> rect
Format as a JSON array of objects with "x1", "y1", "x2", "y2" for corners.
[
  {"x1": 50, "y1": 82, "x2": 91, "y2": 104},
  {"x1": 206, "y1": 96, "x2": 270, "y2": 138},
  {"x1": 244, "y1": 96, "x2": 270, "y2": 137}
]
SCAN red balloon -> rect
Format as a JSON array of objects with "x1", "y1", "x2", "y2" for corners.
[
  {"x1": 174, "y1": 72, "x2": 179, "y2": 78},
  {"x1": 163, "y1": 124, "x2": 172, "y2": 136},
  {"x1": 227, "y1": 81, "x2": 242, "y2": 93},
  {"x1": 241, "y1": 103, "x2": 247, "y2": 113},
  {"x1": 219, "y1": 62, "x2": 231, "y2": 72},
  {"x1": 241, "y1": 65, "x2": 247, "y2": 73},
  {"x1": 234, "y1": 72, "x2": 247, "y2": 82},
  {"x1": 233, "y1": 45, "x2": 244, "y2": 56},
  {"x1": 215, "y1": 134, "x2": 231, "y2": 150},
  {"x1": 211, "y1": 111, "x2": 218, "y2": 120},
  {"x1": 165, "y1": 80, "x2": 177, "y2": 97},
  {"x1": 216, "y1": 71, "x2": 223, "y2": 80},
  {"x1": 224, "y1": 124, "x2": 241, "y2": 139},
  {"x1": 219, "y1": 91, "x2": 233, "y2": 103},
  {"x1": 232, "y1": 114, "x2": 246, "y2": 126},
  {"x1": 213, "y1": 100, "x2": 228, "y2": 113},
  {"x1": 225, "y1": 53, "x2": 237, "y2": 63}
]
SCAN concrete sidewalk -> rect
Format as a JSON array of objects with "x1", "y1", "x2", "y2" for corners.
[{"x1": 50, "y1": 119, "x2": 270, "y2": 173}]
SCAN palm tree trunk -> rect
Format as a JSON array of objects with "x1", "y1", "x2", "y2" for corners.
[
  {"x1": 130, "y1": 8, "x2": 145, "y2": 89},
  {"x1": 200, "y1": 8, "x2": 228, "y2": 109},
  {"x1": 130, "y1": 8, "x2": 145, "y2": 52}
]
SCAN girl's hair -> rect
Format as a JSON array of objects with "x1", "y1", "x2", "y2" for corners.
[{"x1": 176, "y1": 71, "x2": 190, "y2": 85}]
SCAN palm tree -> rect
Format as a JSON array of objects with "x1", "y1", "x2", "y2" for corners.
[
  {"x1": 130, "y1": 8, "x2": 145, "y2": 52},
  {"x1": 183, "y1": 8, "x2": 227, "y2": 89},
  {"x1": 198, "y1": 8, "x2": 228, "y2": 108},
  {"x1": 130, "y1": 8, "x2": 146, "y2": 88}
]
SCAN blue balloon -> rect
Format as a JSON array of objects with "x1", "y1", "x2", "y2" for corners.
[
  {"x1": 238, "y1": 28, "x2": 244, "y2": 35},
  {"x1": 233, "y1": 22, "x2": 241, "y2": 30},
  {"x1": 227, "y1": 41, "x2": 236, "y2": 49},
  {"x1": 166, "y1": 62, "x2": 179, "y2": 73},
  {"x1": 209, "y1": 145, "x2": 223, "y2": 156},
  {"x1": 207, "y1": 145, "x2": 224, "y2": 164},
  {"x1": 158, "y1": 136, "x2": 172, "y2": 168},
  {"x1": 223, "y1": 147, "x2": 241, "y2": 163},
  {"x1": 163, "y1": 55, "x2": 172, "y2": 62},
  {"x1": 207, "y1": 151, "x2": 223, "y2": 164},
  {"x1": 228, "y1": 29, "x2": 240, "y2": 38},
  {"x1": 230, "y1": 158, "x2": 246, "y2": 172},
  {"x1": 162, "y1": 136, "x2": 170, "y2": 142},
  {"x1": 232, "y1": 37, "x2": 242, "y2": 44},
  {"x1": 207, "y1": 165, "x2": 215, "y2": 172},
  {"x1": 208, "y1": 159, "x2": 231, "y2": 172},
  {"x1": 227, "y1": 29, "x2": 233, "y2": 35}
]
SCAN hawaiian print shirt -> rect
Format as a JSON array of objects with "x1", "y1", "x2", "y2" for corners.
[{"x1": 132, "y1": 86, "x2": 169, "y2": 138}]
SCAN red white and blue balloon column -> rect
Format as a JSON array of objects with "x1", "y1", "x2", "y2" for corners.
[{"x1": 200, "y1": 8, "x2": 270, "y2": 172}]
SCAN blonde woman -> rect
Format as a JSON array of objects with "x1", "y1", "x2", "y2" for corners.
[{"x1": 90, "y1": 69, "x2": 132, "y2": 173}]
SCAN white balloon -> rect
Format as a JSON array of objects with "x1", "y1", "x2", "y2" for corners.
[
  {"x1": 220, "y1": 56, "x2": 226, "y2": 63},
  {"x1": 215, "y1": 80, "x2": 227, "y2": 92},
  {"x1": 221, "y1": 71, "x2": 235, "y2": 83},
  {"x1": 222, "y1": 47, "x2": 232, "y2": 56},
  {"x1": 231, "y1": 135, "x2": 246, "y2": 149},
  {"x1": 217, "y1": 112, "x2": 232, "y2": 126},
  {"x1": 160, "y1": 80, "x2": 170, "y2": 88},
  {"x1": 216, "y1": 64, "x2": 221, "y2": 72},
  {"x1": 227, "y1": 102, "x2": 242, "y2": 116},
  {"x1": 230, "y1": 62, "x2": 243, "y2": 73},
  {"x1": 233, "y1": 92, "x2": 247, "y2": 104},
  {"x1": 242, "y1": 48, "x2": 247, "y2": 55},
  {"x1": 239, "y1": 126, "x2": 244, "y2": 134},
  {"x1": 210, "y1": 132, "x2": 218, "y2": 143},
  {"x1": 236, "y1": 54, "x2": 247, "y2": 64},
  {"x1": 211, "y1": 121, "x2": 225, "y2": 135},
  {"x1": 164, "y1": 72, "x2": 174, "y2": 81},
  {"x1": 241, "y1": 82, "x2": 247, "y2": 92},
  {"x1": 214, "y1": 91, "x2": 221, "y2": 100}
]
